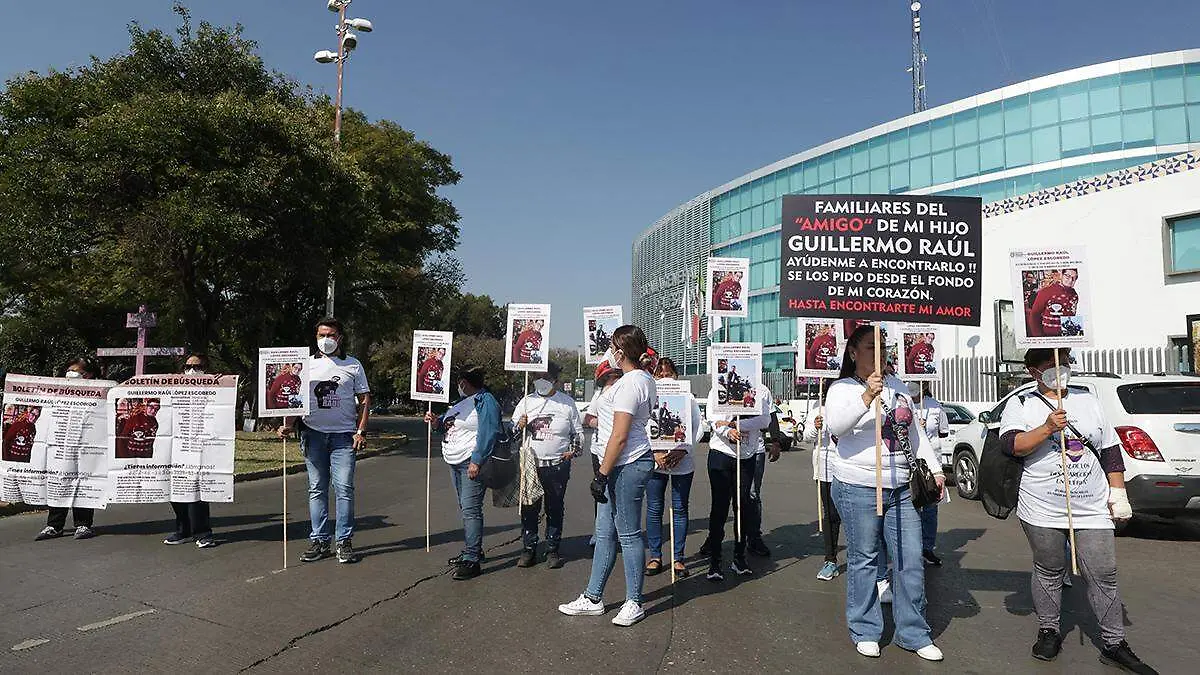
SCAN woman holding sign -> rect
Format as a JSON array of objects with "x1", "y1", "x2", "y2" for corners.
[
  {"x1": 998, "y1": 348, "x2": 1154, "y2": 673},
  {"x1": 36, "y1": 357, "x2": 101, "y2": 542},
  {"x1": 644, "y1": 357, "x2": 698, "y2": 578},
  {"x1": 558, "y1": 326, "x2": 656, "y2": 628},
  {"x1": 163, "y1": 353, "x2": 216, "y2": 548},
  {"x1": 825, "y1": 325, "x2": 944, "y2": 662}
]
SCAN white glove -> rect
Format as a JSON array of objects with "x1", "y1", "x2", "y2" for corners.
[{"x1": 1108, "y1": 487, "x2": 1133, "y2": 521}]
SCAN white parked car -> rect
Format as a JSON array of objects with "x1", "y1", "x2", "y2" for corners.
[
  {"x1": 936, "y1": 403, "x2": 977, "y2": 469},
  {"x1": 949, "y1": 374, "x2": 1200, "y2": 528}
]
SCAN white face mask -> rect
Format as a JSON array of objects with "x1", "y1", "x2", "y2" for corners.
[
  {"x1": 458, "y1": 384, "x2": 468, "y2": 398},
  {"x1": 64, "y1": 370, "x2": 82, "y2": 379},
  {"x1": 533, "y1": 378, "x2": 554, "y2": 396},
  {"x1": 184, "y1": 368, "x2": 203, "y2": 376},
  {"x1": 317, "y1": 337, "x2": 339, "y2": 355},
  {"x1": 606, "y1": 348, "x2": 622, "y2": 370},
  {"x1": 906, "y1": 381, "x2": 922, "y2": 398},
  {"x1": 1038, "y1": 365, "x2": 1071, "y2": 390}
]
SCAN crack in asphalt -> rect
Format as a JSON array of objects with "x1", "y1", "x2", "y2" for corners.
[{"x1": 239, "y1": 535, "x2": 522, "y2": 673}]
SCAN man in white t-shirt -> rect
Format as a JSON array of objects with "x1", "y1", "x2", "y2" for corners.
[
  {"x1": 280, "y1": 318, "x2": 371, "y2": 565},
  {"x1": 513, "y1": 361, "x2": 583, "y2": 569}
]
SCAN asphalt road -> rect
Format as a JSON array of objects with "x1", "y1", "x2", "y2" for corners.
[{"x1": 1, "y1": 416, "x2": 1197, "y2": 674}]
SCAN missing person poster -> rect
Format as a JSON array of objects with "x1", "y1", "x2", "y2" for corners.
[
  {"x1": 411, "y1": 330, "x2": 454, "y2": 404},
  {"x1": 1, "y1": 375, "x2": 116, "y2": 509},
  {"x1": 258, "y1": 347, "x2": 311, "y2": 418},
  {"x1": 649, "y1": 379, "x2": 692, "y2": 453},
  {"x1": 505, "y1": 303, "x2": 552, "y2": 372},
  {"x1": 710, "y1": 342, "x2": 763, "y2": 416},
  {"x1": 797, "y1": 318, "x2": 845, "y2": 377},
  {"x1": 780, "y1": 195, "x2": 983, "y2": 326},
  {"x1": 897, "y1": 323, "x2": 942, "y2": 381},
  {"x1": 707, "y1": 257, "x2": 750, "y2": 318},
  {"x1": 583, "y1": 305, "x2": 623, "y2": 365},
  {"x1": 107, "y1": 374, "x2": 237, "y2": 504},
  {"x1": 1010, "y1": 247, "x2": 1093, "y2": 348}
]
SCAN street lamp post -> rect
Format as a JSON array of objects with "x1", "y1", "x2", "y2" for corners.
[{"x1": 314, "y1": 0, "x2": 374, "y2": 317}]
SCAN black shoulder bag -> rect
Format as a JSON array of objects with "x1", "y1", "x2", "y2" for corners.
[{"x1": 880, "y1": 395, "x2": 941, "y2": 509}]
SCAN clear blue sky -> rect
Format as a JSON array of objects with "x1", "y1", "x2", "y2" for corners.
[{"x1": 4, "y1": 1, "x2": 1199, "y2": 347}]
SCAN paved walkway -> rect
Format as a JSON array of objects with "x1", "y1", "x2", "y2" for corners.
[{"x1": 1, "y1": 416, "x2": 1196, "y2": 674}]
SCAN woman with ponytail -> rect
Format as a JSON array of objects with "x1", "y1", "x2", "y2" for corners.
[{"x1": 558, "y1": 325, "x2": 657, "y2": 628}]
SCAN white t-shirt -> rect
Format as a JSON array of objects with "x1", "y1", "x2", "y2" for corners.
[
  {"x1": 652, "y1": 377, "x2": 700, "y2": 476},
  {"x1": 606, "y1": 369, "x2": 655, "y2": 466},
  {"x1": 1000, "y1": 390, "x2": 1117, "y2": 530},
  {"x1": 915, "y1": 396, "x2": 950, "y2": 455},
  {"x1": 824, "y1": 375, "x2": 940, "y2": 489},
  {"x1": 706, "y1": 383, "x2": 772, "y2": 460},
  {"x1": 590, "y1": 384, "x2": 618, "y2": 460},
  {"x1": 516, "y1": 390, "x2": 583, "y2": 461},
  {"x1": 303, "y1": 355, "x2": 370, "y2": 434},
  {"x1": 805, "y1": 410, "x2": 838, "y2": 482},
  {"x1": 440, "y1": 397, "x2": 478, "y2": 465}
]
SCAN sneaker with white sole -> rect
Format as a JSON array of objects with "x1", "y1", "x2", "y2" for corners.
[
  {"x1": 558, "y1": 594, "x2": 605, "y2": 617},
  {"x1": 73, "y1": 525, "x2": 96, "y2": 540},
  {"x1": 856, "y1": 641, "x2": 881, "y2": 658},
  {"x1": 611, "y1": 600, "x2": 645, "y2": 627},
  {"x1": 706, "y1": 561, "x2": 725, "y2": 582},
  {"x1": 916, "y1": 645, "x2": 944, "y2": 662},
  {"x1": 816, "y1": 561, "x2": 839, "y2": 581},
  {"x1": 35, "y1": 526, "x2": 63, "y2": 541},
  {"x1": 195, "y1": 535, "x2": 217, "y2": 549},
  {"x1": 877, "y1": 579, "x2": 893, "y2": 604},
  {"x1": 731, "y1": 557, "x2": 753, "y2": 576},
  {"x1": 164, "y1": 532, "x2": 192, "y2": 545}
]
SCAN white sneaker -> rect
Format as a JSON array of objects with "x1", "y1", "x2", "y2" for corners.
[
  {"x1": 877, "y1": 579, "x2": 893, "y2": 604},
  {"x1": 916, "y1": 644, "x2": 944, "y2": 662},
  {"x1": 558, "y1": 594, "x2": 605, "y2": 617},
  {"x1": 611, "y1": 600, "x2": 645, "y2": 627},
  {"x1": 856, "y1": 641, "x2": 881, "y2": 658}
]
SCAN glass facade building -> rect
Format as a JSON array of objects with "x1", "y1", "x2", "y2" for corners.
[{"x1": 633, "y1": 50, "x2": 1200, "y2": 373}]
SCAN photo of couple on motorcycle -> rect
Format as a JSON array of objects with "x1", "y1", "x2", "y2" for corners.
[
  {"x1": 586, "y1": 318, "x2": 614, "y2": 357},
  {"x1": 715, "y1": 358, "x2": 756, "y2": 409},
  {"x1": 649, "y1": 397, "x2": 687, "y2": 442}
]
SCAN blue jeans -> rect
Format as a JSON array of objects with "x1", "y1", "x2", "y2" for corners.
[
  {"x1": 645, "y1": 471, "x2": 694, "y2": 561},
  {"x1": 301, "y1": 430, "x2": 356, "y2": 543},
  {"x1": 450, "y1": 460, "x2": 486, "y2": 562},
  {"x1": 749, "y1": 452, "x2": 767, "y2": 539},
  {"x1": 833, "y1": 478, "x2": 933, "y2": 650},
  {"x1": 920, "y1": 504, "x2": 938, "y2": 552},
  {"x1": 586, "y1": 455, "x2": 654, "y2": 603}
]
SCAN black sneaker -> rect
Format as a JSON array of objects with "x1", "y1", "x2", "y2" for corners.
[
  {"x1": 195, "y1": 535, "x2": 217, "y2": 549},
  {"x1": 922, "y1": 549, "x2": 943, "y2": 567},
  {"x1": 73, "y1": 525, "x2": 96, "y2": 540},
  {"x1": 517, "y1": 549, "x2": 537, "y2": 568},
  {"x1": 748, "y1": 539, "x2": 771, "y2": 557},
  {"x1": 1063, "y1": 573, "x2": 1073, "y2": 588},
  {"x1": 453, "y1": 561, "x2": 481, "y2": 580},
  {"x1": 698, "y1": 538, "x2": 713, "y2": 558},
  {"x1": 35, "y1": 526, "x2": 62, "y2": 541},
  {"x1": 164, "y1": 532, "x2": 192, "y2": 545},
  {"x1": 731, "y1": 557, "x2": 754, "y2": 576},
  {"x1": 1032, "y1": 628, "x2": 1063, "y2": 662},
  {"x1": 300, "y1": 540, "x2": 332, "y2": 563},
  {"x1": 546, "y1": 550, "x2": 564, "y2": 569},
  {"x1": 706, "y1": 561, "x2": 724, "y2": 582},
  {"x1": 335, "y1": 540, "x2": 360, "y2": 564},
  {"x1": 448, "y1": 553, "x2": 486, "y2": 566},
  {"x1": 1100, "y1": 641, "x2": 1158, "y2": 674}
]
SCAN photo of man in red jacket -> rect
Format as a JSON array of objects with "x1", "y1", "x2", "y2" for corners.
[
  {"x1": 806, "y1": 324, "x2": 838, "y2": 371},
  {"x1": 2, "y1": 406, "x2": 40, "y2": 463},
  {"x1": 115, "y1": 398, "x2": 161, "y2": 459},
  {"x1": 266, "y1": 363, "x2": 303, "y2": 410},
  {"x1": 415, "y1": 347, "x2": 446, "y2": 394},
  {"x1": 1027, "y1": 268, "x2": 1080, "y2": 338},
  {"x1": 905, "y1": 332, "x2": 936, "y2": 375}
]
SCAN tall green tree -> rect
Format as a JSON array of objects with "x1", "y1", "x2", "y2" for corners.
[{"x1": 0, "y1": 6, "x2": 460, "y2": 384}]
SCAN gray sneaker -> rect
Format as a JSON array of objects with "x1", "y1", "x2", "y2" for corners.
[
  {"x1": 35, "y1": 526, "x2": 62, "y2": 541},
  {"x1": 336, "y1": 540, "x2": 360, "y2": 564},
  {"x1": 73, "y1": 525, "x2": 96, "y2": 540},
  {"x1": 300, "y1": 540, "x2": 332, "y2": 562},
  {"x1": 195, "y1": 535, "x2": 217, "y2": 549}
]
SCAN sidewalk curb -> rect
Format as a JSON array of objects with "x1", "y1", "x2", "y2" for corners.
[{"x1": 0, "y1": 434, "x2": 410, "y2": 517}]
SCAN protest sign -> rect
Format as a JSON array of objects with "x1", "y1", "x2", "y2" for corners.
[
  {"x1": 1, "y1": 375, "x2": 116, "y2": 509},
  {"x1": 505, "y1": 304, "x2": 552, "y2": 372},
  {"x1": 411, "y1": 331, "x2": 454, "y2": 404},
  {"x1": 780, "y1": 194, "x2": 982, "y2": 326},
  {"x1": 707, "y1": 257, "x2": 750, "y2": 318},
  {"x1": 583, "y1": 306, "x2": 622, "y2": 365},
  {"x1": 106, "y1": 374, "x2": 237, "y2": 504},
  {"x1": 896, "y1": 323, "x2": 942, "y2": 381},
  {"x1": 649, "y1": 379, "x2": 693, "y2": 453},
  {"x1": 257, "y1": 348, "x2": 311, "y2": 418},
  {"x1": 710, "y1": 342, "x2": 762, "y2": 416},
  {"x1": 1010, "y1": 247, "x2": 1093, "y2": 348},
  {"x1": 796, "y1": 318, "x2": 845, "y2": 377}
]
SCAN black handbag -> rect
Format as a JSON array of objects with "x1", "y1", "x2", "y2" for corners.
[
  {"x1": 475, "y1": 420, "x2": 516, "y2": 490},
  {"x1": 881, "y1": 397, "x2": 941, "y2": 509}
]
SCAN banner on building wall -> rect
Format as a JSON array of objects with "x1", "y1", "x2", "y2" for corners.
[
  {"x1": 707, "y1": 257, "x2": 750, "y2": 318},
  {"x1": 779, "y1": 194, "x2": 983, "y2": 326},
  {"x1": 107, "y1": 374, "x2": 237, "y2": 504},
  {"x1": 505, "y1": 304, "x2": 552, "y2": 372},
  {"x1": 1009, "y1": 247, "x2": 1093, "y2": 348},
  {"x1": 410, "y1": 331, "x2": 454, "y2": 404},
  {"x1": 583, "y1": 306, "x2": 623, "y2": 364},
  {"x1": 1, "y1": 375, "x2": 116, "y2": 509}
]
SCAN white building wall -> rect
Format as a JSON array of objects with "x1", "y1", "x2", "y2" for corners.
[{"x1": 944, "y1": 166, "x2": 1200, "y2": 359}]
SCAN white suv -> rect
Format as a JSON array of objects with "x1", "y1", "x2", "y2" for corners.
[{"x1": 949, "y1": 374, "x2": 1200, "y2": 527}]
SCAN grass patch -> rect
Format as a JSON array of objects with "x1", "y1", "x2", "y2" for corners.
[{"x1": 234, "y1": 430, "x2": 406, "y2": 475}]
